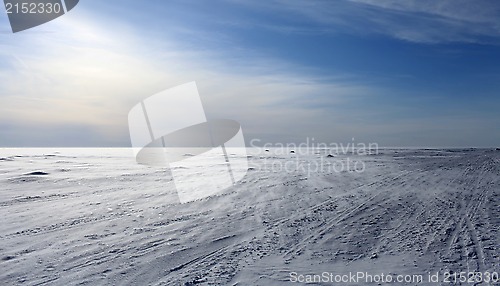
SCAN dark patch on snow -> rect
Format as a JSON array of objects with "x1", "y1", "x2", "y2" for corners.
[
  {"x1": 24, "y1": 171, "x2": 49, "y2": 176},
  {"x1": 2, "y1": 255, "x2": 15, "y2": 261}
]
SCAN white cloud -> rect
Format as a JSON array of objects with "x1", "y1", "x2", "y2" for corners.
[
  {"x1": 239, "y1": 0, "x2": 500, "y2": 44},
  {"x1": 349, "y1": 0, "x2": 500, "y2": 43},
  {"x1": 0, "y1": 7, "x2": 375, "y2": 146},
  {"x1": 2, "y1": 1, "x2": 497, "y2": 147}
]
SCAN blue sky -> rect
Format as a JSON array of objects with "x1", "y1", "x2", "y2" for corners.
[{"x1": 0, "y1": 0, "x2": 499, "y2": 147}]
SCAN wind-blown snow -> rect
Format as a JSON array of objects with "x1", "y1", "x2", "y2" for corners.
[{"x1": 0, "y1": 148, "x2": 498, "y2": 285}]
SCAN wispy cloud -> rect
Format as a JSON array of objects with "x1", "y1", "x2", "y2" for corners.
[
  {"x1": 1, "y1": 0, "x2": 498, "y2": 147},
  {"x1": 348, "y1": 0, "x2": 500, "y2": 43},
  {"x1": 0, "y1": 5, "x2": 376, "y2": 146},
  {"x1": 234, "y1": 0, "x2": 500, "y2": 44}
]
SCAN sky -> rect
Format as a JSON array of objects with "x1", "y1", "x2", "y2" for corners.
[{"x1": 0, "y1": 0, "x2": 499, "y2": 147}]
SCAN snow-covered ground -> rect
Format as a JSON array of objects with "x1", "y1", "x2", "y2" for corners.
[{"x1": 0, "y1": 148, "x2": 498, "y2": 285}]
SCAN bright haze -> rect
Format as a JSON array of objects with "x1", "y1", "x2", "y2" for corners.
[{"x1": 0, "y1": 0, "x2": 499, "y2": 147}]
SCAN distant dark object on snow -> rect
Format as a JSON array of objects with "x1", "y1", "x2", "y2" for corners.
[
  {"x1": 1, "y1": 255, "x2": 15, "y2": 261},
  {"x1": 24, "y1": 171, "x2": 49, "y2": 176},
  {"x1": 326, "y1": 154, "x2": 335, "y2": 158},
  {"x1": 496, "y1": 148, "x2": 500, "y2": 151},
  {"x1": 265, "y1": 149, "x2": 270, "y2": 152},
  {"x1": 290, "y1": 150, "x2": 295, "y2": 154}
]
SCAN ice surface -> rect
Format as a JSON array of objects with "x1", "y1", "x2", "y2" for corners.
[{"x1": 0, "y1": 148, "x2": 498, "y2": 285}]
